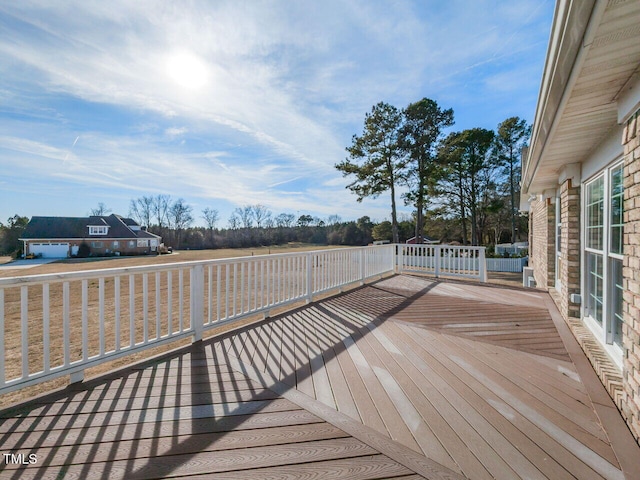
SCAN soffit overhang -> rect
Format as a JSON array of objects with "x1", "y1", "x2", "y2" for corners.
[{"x1": 523, "y1": 0, "x2": 640, "y2": 195}]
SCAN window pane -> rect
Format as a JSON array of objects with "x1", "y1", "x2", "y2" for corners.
[
  {"x1": 610, "y1": 165, "x2": 624, "y2": 255},
  {"x1": 587, "y1": 252, "x2": 603, "y2": 325},
  {"x1": 611, "y1": 257, "x2": 623, "y2": 347},
  {"x1": 586, "y1": 176, "x2": 604, "y2": 250}
]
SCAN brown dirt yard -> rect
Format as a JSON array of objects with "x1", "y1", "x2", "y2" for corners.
[{"x1": 0, "y1": 244, "x2": 336, "y2": 278}]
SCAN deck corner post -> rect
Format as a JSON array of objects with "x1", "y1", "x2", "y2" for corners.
[
  {"x1": 479, "y1": 247, "x2": 488, "y2": 283},
  {"x1": 434, "y1": 245, "x2": 441, "y2": 278},
  {"x1": 360, "y1": 248, "x2": 365, "y2": 285},
  {"x1": 390, "y1": 244, "x2": 396, "y2": 274},
  {"x1": 395, "y1": 244, "x2": 402, "y2": 274},
  {"x1": 191, "y1": 264, "x2": 204, "y2": 342}
]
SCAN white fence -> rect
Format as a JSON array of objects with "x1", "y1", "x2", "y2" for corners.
[
  {"x1": 486, "y1": 257, "x2": 527, "y2": 273},
  {"x1": 398, "y1": 244, "x2": 487, "y2": 282},
  {"x1": 0, "y1": 244, "x2": 486, "y2": 396}
]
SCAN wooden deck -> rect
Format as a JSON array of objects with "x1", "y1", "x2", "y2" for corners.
[{"x1": 1, "y1": 274, "x2": 639, "y2": 479}]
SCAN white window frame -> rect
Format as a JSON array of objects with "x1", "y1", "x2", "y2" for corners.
[
  {"x1": 89, "y1": 226, "x2": 109, "y2": 235},
  {"x1": 581, "y1": 159, "x2": 624, "y2": 369}
]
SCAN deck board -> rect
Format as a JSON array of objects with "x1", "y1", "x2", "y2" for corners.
[
  {"x1": 219, "y1": 275, "x2": 634, "y2": 479},
  {"x1": 2, "y1": 274, "x2": 638, "y2": 479},
  {"x1": 389, "y1": 321, "x2": 606, "y2": 480}
]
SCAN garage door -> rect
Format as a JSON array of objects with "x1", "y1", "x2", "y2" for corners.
[{"x1": 30, "y1": 243, "x2": 69, "y2": 258}]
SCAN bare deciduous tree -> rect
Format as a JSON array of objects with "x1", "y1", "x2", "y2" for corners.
[
  {"x1": 152, "y1": 194, "x2": 171, "y2": 228},
  {"x1": 129, "y1": 196, "x2": 153, "y2": 227},
  {"x1": 250, "y1": 204, "x2": 271, "y2": 228},
  {"x1": 90, "y1": 202, "x2": 112, "y2": 216}
]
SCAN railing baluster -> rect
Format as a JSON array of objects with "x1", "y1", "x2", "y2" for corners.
[
  {"x1": 307, "y1": 253, "x2": 313, "y2": 298},
  {"x1": 253, "y1": 261, "x2": 258, "y2": 311},
  {"x1": 167, "y1": 271, "x2": 173, "y2": 334},
  {"x1": 277, "y1": 258, "x2": 281, "y2": 303},
  {"x1": 142, "y1": 273, "x2": 148, "y2": 344},
  {"x1": 233, "y1": 263, "x2": 238, "y2": 317},
  {"x1": 297, "y1": 255, "x2": 301, "y2": 297},
  {"x1": 265, "y1": 259, "x2": 271, "y2": 307},
  {"x1": 82, "y1": 279, "x2": 88, "y2": 362},
  {"x1": 225, "y1": 264, "x2": 230, "y2": 319},
  {"x1": 156, "y1": 272, "x2": 161, "y2": 339},
  {"x1": 63, "y1": 282, "x2": 70, "y2": 366},
  {"x1": 43, "y1": 284, "x2": 50, "y2": 373},
  {"x1": 216, "y1": 266, "x2": 221, "y2": 322},
  {"x1": 21, "y1": 286, "x2": 28, "y2": 379},
  {"x1": 241, "y1": 262, "x2": 245, "y2": 314},
  {"x1": 208, "y1": 266, "x2": 213, "y2": 324},
  {"x1": 285, "y1": 257, "x2": 290, "y2": 300},
  {"x1": 99, "y1": 278, "x2": 105, "y2": 357},
  {"x1": 115, "y1": 276, "x2": 121, "y2": 351},
  {"x1": 129, "y1": 274, "x2": 135, "y2": 347},
  {"x1": 179, "y1": 269, "x2": 184, "y2": 332}
]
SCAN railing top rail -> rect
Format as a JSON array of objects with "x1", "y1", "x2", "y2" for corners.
[
  {"x1": 0, "y1": 244, "x2": 394, "y2": 287},
  {"x1": 402, "y1": 244, "x2": 486, "y2": 250}
]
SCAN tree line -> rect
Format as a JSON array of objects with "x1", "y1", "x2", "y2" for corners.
[
  {"x1": 0, "y1": 98, "x2": 528, "y2": 257},
  {"x1": 336, "y1": 98, "x2": 530, "y2": 246}
]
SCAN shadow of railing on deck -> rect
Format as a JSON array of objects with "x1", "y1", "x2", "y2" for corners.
[{"x1": 0, "y1": 276, "x2": 441, "y2": 479}]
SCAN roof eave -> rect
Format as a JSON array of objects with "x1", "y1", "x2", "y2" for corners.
[{"x1": 522, "y1": 0, "x2": 601, "y2": 195}]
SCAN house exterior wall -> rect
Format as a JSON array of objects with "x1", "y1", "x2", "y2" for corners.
[
  {"x1": 522, "y1": 0, "x2": 640, "y2": 446},
  {"x1": 558, "y1": 180, "x2": 581, "y2": 319},
  {"x1": 529, "y1": 198, "x2": 555, "y2": 288},
  {"x1": 25, "y1": 238, "x2": 158, "y2": 257},
  {"x1": 622, "y1": 109, "x2": 640, "y2": 440}
]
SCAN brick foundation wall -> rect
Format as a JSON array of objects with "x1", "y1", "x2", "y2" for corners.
[
  {"x1": 529, "y1": 198, "x2": 555, "y2": 288},
  {"x1": 622, "y1": 110, "x2": 640, "y2": 442}
]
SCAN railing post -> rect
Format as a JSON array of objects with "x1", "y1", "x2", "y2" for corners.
[
  {"x1": 70, "y1": 370, "x2": 84, "y2": 384},
  {"x1": 306, "y1": 252, "x2": 313, "y2": 303},
  {"x1": 191, "y1": 264, "x2": 204, "y2": 342},
  {"x1": 479, "y1": 247, "x2": 488, "y2": 283},
  {"x1": 434, "y1": 245, "x2": 441, "y2": 278},
  {"x1": 360, "y1": 248, "x2": 365, "y2": 285},
  {"x1": 389, "y1": 244, "x2": 395, "y2": 274},
  {"x1": 396, "y1": 244, "x2": 402, "y2": 274}
]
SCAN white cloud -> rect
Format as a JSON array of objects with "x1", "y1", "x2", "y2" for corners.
[
  {"x1": 164, "y1": 127, "x2": 189, "y2": 137},
  {"x1": 0, "y1": 0, "x2": 554, "y2": 223}
]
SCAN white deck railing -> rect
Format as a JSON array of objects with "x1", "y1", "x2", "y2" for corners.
[
  {"x1": 398, "y1": 244, "x2": 487, "y2": 282},
  {"x1": 0, "y1": 244, "x2": 485, "y2": 396}
]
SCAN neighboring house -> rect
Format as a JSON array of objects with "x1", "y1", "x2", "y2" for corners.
[
  {"x1": 405, "y1": 236, "x2": 439, "y2": 245},
  {"x1": 20, "y1": 214, "x2": 162, "y2": 258},
  {"x1": 495, "y1": 242, "x2": 528, "y2": 256},
  {"x1": 521, "y1": 1, "x2": 640, "y2": 441}
]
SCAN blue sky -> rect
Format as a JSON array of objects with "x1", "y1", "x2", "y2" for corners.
[{"x1": 0, "y1": 0, "x2": 554, "y2": 228}]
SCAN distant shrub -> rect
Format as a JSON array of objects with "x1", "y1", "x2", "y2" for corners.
[{"x1": 78, "y1": 243, "x2": 90, "y2": 258}]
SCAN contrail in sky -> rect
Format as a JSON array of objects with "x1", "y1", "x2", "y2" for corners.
[{"x1": 64, "y1": 136, "x2": 80, "y2": 163}]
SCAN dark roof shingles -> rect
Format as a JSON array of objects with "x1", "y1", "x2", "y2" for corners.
[{"x1": 20, "y1": 215, "x2": 160, "y2": 240}]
